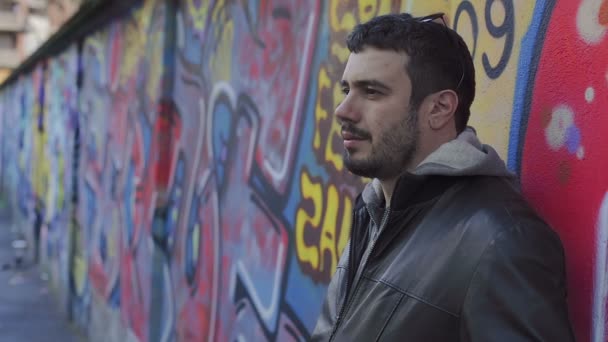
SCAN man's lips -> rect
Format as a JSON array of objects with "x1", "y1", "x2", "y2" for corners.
[
  {"x1": 342, "y1": 130, "x2": 368, "y2": 149},
  {"x1": 342, "y1": 131, "x2": 366, "y2": 140}
]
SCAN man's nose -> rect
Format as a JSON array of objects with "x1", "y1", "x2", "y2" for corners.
[{"x1": 334, "y1": 94, "x2": 360, "y2": 124}]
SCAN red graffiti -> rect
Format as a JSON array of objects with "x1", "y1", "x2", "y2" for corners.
[{"x1": 520, "y1": 0, "x2": 608, "y2": 340}]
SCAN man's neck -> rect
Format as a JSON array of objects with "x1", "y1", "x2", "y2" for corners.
[
  {"x1": 380, "y1": 178, "x2": 398, "y2": 207},
  {"x1": 380, "y1": 159, "x2": 422, "y2": 206}
]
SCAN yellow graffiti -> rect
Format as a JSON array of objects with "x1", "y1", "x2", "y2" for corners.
[
  {"x1": 452, "y1": 0, "x2": 535, "y2": 157},
  {"x1": 147, "y1": 29, "x2": 165, "y2": 100},
  {"x1": 330, "y1": 0, "x2": 396, "y2": 33},
  {"x1": 319, "y1": 185, "x2": 352, "y2": 273},
  {"x1": 319, "y1": 185, "x2": 338, "y2": 273},
  {"x1": 121, "y1": 22, "x2": 146, "y2": 86},
  {"x1": 71, "y1": 222, "x2": 87, "y2": 296},
  {"x1": 209, "y1": 20, "x2": 234, "y2": 82},
  {"x1": 313, "y1": 67, "x2": 344, "y2": 172},
  {"x1": 326, "y1": 81, "x2": 349, "y2": 171},
  {"x1": 121, "y1": 0, "x2": 159, "y2": 87},
  {"x1": 32, "y1": 104, "x2": 50, "y2": 205},
  {"x1": 330, "y1": 43, "x2": 350, "y2": 64},
  {"x1": 358, "y1": 0, "x2": 392, "y2": 23},
  {"x1": 325, "y1": 119, "x2": 343, "y2": 172},
  {"x1": 134, "y1": 0, "x2": 156, "y2": 31},
  {"x1": 314, "y1": 67, "x2": 331, "y2": 150},
  {"x1": 330, "y1": 0, "x2": 357, "y2": 33},
  {"x1": 186, "y1": 0, "x2": 211, "y2": 31},
  {"x1": 296, "y1": 171, "x2": 323, "y2": 270},
  {"x1": 57, "y1": 152, "x2": 65, "y2": 211},
  {"x1": 211, "y1": 0, "x2": 228, "y2": 26},
  {"x1": 296, "y1": 169, "x2": 353, "y2": 280},
  {"x1": 400, "y1": 1, "x2": 450, "y2": 17}
]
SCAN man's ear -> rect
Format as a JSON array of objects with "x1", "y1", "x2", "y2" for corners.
[{"x1": 427, "y1": 90, "x2": 458, "y2": 130}]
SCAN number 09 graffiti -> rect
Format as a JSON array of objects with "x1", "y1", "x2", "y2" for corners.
[{"x1": 453, "y1": 0, "x2": 515, "y2": 79}]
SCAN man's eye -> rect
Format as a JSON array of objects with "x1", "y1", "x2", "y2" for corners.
[
  {"x1": 366, "y1": 88, "x2": 379, "y2": 95},
  {"x1": 341, "y1": 87, "x2": 349, "y2": 95}
]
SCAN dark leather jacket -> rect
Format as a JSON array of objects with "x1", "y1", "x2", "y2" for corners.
[{"x1": 311, "y1": 174, "x2": 575, "y2": 341}]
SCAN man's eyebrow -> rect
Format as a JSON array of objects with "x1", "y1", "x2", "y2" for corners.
[{"x1": 341, "y1": 79, "x2": 391, "y2": 92}]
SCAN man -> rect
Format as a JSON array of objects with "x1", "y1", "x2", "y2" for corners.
[{"x1": 311, "y1": 13, "x2": 575, "y2": 341}]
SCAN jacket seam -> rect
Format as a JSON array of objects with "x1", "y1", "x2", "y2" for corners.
[
  {"x1": 363, "y1": 275, "x2": 459, "y2": 318},
  {"x1": 374, "y1": 292, "x2": 405, "y2": 342},
  {"x1": 336, "y1": 265, "x2": 348, "y2": 312},
  {"x1": 459, "y1": 225, "x2": 516, "y2": 319},
  {"x1": 501, "y1": 204, "x2": 569, "y2": 297}
]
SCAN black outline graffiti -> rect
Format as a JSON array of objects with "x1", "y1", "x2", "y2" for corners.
[
  {"x1": 482, "y1": 0, "x2": 515, "y2": 79},
  {"x1": 454, "y1": 1, "x2": 479, "y2": 59},
  {"x1": 454, "y1": 0, "x2": 516, "y2": 80}
]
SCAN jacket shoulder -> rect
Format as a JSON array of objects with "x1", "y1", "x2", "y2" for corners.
[
  {"x1": 432, "y1": 176, "x2": 567, "y2": 281},
  {"x1": 451, "y1": 176, "x2": 558, "y2": 239},
  {"x1": 457, "y1": 178, "x2": 573, "y2": 340}
]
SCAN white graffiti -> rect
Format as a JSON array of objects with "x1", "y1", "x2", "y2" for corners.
[
  {"x1": 585, "y1": 86, "x2": 596, "y2": 103},
  {"x1": 261, "y1": 11, "x2": 317, "y2": 191},
  {"x1": 576, "y1": 0, "x2": 607, "y2": 44},
  {"x1": 216, "y1": 85, "x2": 288, "y2": 333},
  {"x1": 545, "y1": 104, "x2": 575, "y2": 151},
  {"x1": 592, "y1": 191, "x2": 608, "y2": 342}
]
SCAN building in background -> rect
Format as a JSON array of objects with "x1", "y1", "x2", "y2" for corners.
[
  {"x1": 0, "y1": 0, "x2": 81, "y2": 83},
  {"x1": 47, "y1": 0, "x2": 81, "y2": 33}
]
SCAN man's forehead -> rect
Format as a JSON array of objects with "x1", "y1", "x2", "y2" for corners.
[{"x1": 343, "y1": 48, "x2": 408, "y2": 81}]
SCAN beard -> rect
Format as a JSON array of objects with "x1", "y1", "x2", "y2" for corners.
[{"x1": 343, "y1": 108, "x2": 419, "y2": 180}]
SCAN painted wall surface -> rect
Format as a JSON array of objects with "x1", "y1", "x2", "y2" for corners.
[
  {"x1": 41, "y1": 45, "x2": 80, "y2": 316},
  {"x1": 77, "y1": 1, "x2": 168, "y2": 340},
  {"x1": 515, "y1": 1, "x2": 608, "y2": 341},
  {"x1": 0, "y1": 0, "x2": 605, "y2": 341}
]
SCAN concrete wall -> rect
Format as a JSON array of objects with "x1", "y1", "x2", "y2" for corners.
[{"x1": 0, "y1": 0, "x2": 606, "y2": 341}]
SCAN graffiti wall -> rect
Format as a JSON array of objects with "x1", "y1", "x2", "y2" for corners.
[
  {"x1": 515, "y1": 1, "x2": 608, "y2": 341},
  {"x1": 0, "y1": 0, "x2": 605, "y2": 341},
  {"x1": 41, "y1": 45, "x2": 80, "y2": 316},
  {"x1": 77, "y1": 0, "x2": 169, "y2": 340}
]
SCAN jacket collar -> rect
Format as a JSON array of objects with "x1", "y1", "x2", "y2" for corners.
[
  {"x1": 355, "y1": 173, "x2": 460, "y2": 212},
  {"x1": 390, "y1": 173, "x2": 459, "y2": 211}
]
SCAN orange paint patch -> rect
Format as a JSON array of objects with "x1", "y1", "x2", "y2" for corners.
[
  {"x1": 600, "y1": 0, "x2": 608, "y2": 26},
  {"x1": 541, "y1": 108, "x2": 553, "y2": 128}
]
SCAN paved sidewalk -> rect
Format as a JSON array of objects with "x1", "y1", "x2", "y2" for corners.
[{"x1": 0, "y1": 210, "x2": 84, "y2": 342}]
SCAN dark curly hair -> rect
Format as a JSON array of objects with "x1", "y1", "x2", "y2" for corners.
[{"x1": 346, "y1": 13, "x2": 476, "y2": 133}]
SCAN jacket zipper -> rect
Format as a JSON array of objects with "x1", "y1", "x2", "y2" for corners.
[
  {"x1": 329, "y1": 213, "x2": 355, "y2": 341},
  {"x1": 328, "y1": 207, "x2": 392, "y2": 341}
]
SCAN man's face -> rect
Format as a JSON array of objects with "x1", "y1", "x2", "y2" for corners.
[{"x1": 336, "y1": 47, "x2": 419, "y2": 180}]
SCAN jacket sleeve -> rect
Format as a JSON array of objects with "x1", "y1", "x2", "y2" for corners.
[{"x1": 460, "y1": 221, "x2": 575, "y2": 341}]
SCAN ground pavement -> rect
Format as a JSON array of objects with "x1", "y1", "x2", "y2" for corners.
[{"x1": 0, "y1": 201, "x2": 84, "y2": 342}]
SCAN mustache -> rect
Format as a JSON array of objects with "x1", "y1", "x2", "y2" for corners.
[{"x1": 341, "y1": 123, "x2": 371, "y2": 140}]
